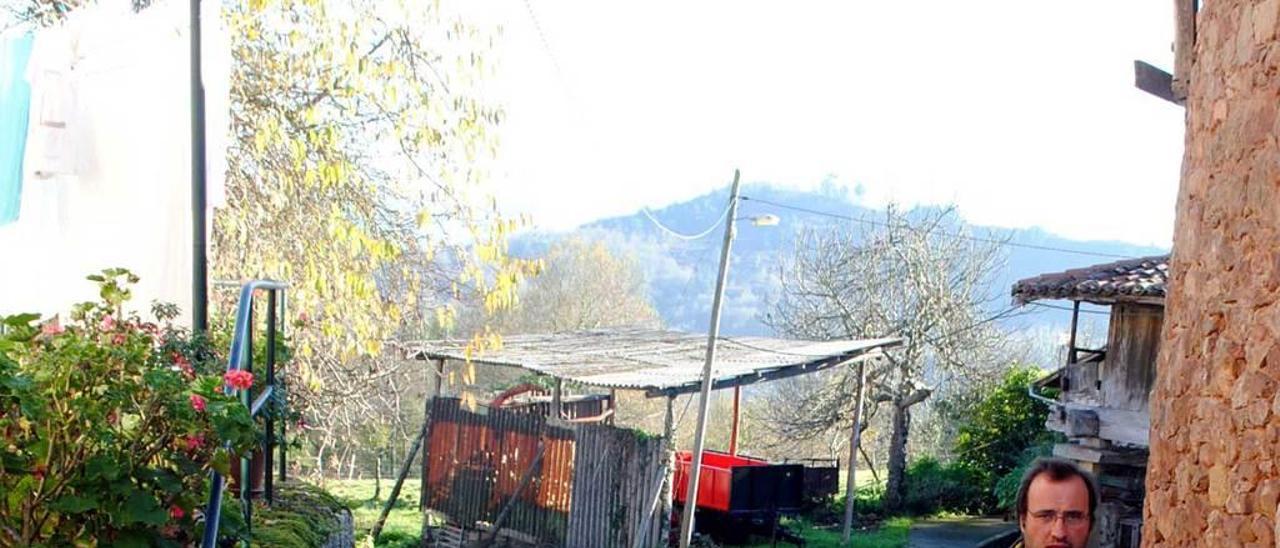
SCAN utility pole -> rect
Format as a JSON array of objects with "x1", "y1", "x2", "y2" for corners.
[
  {"x1": 190, "y1": 0, "x2": 208, "y2": 334},
  {"x1": 842, "y1": 360, "x2": 868, "y2": 543},
  {"x1": 678, "y1": 170, "x2": 742, "y2": 547}
]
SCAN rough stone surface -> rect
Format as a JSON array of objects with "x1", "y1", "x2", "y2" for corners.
[
  {"x1": 1142, "y1": 0, "x2": 1280, "y2": 544},
  {"x1": 320, "y1": 509, "x2": 355, "y2": 548}
]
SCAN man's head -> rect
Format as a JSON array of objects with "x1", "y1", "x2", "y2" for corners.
[{"x1": 1015, "y1": 458, "x2": 1098, "y2": 548}]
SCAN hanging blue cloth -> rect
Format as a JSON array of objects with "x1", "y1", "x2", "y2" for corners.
[{"x1": 0, "y1": 32, "x2": 34, "y2": 225}]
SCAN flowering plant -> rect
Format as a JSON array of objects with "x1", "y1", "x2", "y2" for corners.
[{"x1": 0, "y1": 269, "x2": 259, "y2": 545}]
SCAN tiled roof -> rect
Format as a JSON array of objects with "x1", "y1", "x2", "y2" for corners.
[{"x1": 1012, "y1": 254, "x2": 1170, "y2": 305}]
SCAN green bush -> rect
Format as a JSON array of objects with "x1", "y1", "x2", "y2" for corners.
[
  {"x1": 825, "y1": 480, "x2": 890, "y2": 524},
  {"x1": 993, "y1": 440, "x2": 1057, "y2": 511},
  {"x1": 900, "y1": 457, "x2": 992, "y2": 516},
  {"x1": 0, "y1": 270, "x2": 260, "y2": 546},
  {"x1": 953, "y1": 365, "x2": 1057, "y2": 489}
]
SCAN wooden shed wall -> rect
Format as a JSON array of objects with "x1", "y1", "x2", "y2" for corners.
[{"x1": 1102, "y1": 303, "x2": 1164, "y2": 412}]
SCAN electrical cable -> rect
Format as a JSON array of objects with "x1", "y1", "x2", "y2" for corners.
[
  {"x1": 741, "y1": 196, "x2": 1147, "y2": 260},
  {"x1": 640, "y1": 202, "x2": 731, "y2": 241}
]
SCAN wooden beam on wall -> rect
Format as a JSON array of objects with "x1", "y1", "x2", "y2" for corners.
[
  {"x1": 1134, "y1": 60, "x2": 1181, "y2": 105},
  {"x1": 1172, "y1": 0, "x2": 1197, "y2": 101}
]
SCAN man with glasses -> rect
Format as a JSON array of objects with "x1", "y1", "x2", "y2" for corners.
[{"x1": 1012, "y1": 458, "x2": 1098, "y2": 548}]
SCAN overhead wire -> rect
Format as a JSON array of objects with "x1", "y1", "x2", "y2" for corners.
[
  {"x1": 640, "y1": 202, "x2": 732, "y2": 241},
  {"x1": 740, "y1": 196, "x2": 1144, "y2": 260}
]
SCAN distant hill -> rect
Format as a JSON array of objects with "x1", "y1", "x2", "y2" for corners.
[{"x1": 510, "y1": 183, "x2": 1169, "y2": 346}]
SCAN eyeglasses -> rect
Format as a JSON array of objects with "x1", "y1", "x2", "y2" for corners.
[{"x1": 1029, "y1": 510, "x2": 1089, "y2": 527}]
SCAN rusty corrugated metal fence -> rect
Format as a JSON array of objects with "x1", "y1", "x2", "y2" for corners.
[
  {"x1": 423, "y1": 398, "x2": 670, "y2": 547},
  {"x1": 565, "y1": 425, "x2": 667, "y2": 547}
]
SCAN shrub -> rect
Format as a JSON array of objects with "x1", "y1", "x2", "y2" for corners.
[
  {"x1": 993, "y1": 440, "x2": 1057, "y2": 512},
  {"x1": 953, "y1": 365, "x2": 1057, "y2": 490},
  {"x1": 901, "y1": 457, "x2": 991, "y2": 516},
  {"x1": 0, "y1": 270, "x2": 260, "y2": 546}
]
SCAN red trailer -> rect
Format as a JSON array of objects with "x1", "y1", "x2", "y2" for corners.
[{"x1": 672, "y1": 450, "x2": 804, "y2": 515}]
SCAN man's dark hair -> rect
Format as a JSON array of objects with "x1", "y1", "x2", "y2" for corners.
[{"x1": 1015, "y1": 457, "x2": 1099, "y2": 527}]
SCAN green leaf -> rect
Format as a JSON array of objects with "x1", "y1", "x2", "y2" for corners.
[
  {"x1": 1, "y1": 313, "x2": 40, "y2": 327},
  {"x1": 50, "y1": 494, "x2": 98, "y2": 513},
  {"x1": 121, "y1": 491, "x2": 167, "y2": 526}
]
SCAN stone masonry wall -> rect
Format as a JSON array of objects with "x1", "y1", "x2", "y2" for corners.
[{"x1": 1142, "y1": 1, "x2": 1280, "y2": 546}]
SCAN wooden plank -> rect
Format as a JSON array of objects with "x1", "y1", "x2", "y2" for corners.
[
  {"x1": 1172, "y1": 0, "x2": 1196, "y2": 102},
  {"x1": 1053, "y1": 443, "x2": 1147, "y2": 467},
  {"x1": 1101, "y1": 304, "x2": 1163, "y2": 412},
  {"x1": 1066, "y1": 408, "x2": 1100, "y2": 437},
  {"x1": 1134, "y1": 60, "x2": 1180, "y2": 105}
]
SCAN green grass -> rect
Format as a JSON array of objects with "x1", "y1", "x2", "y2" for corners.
[
  {"x1": 746, "y1": 516, "x2": 912, "y2": 548},
  {"x1": 326, "y1": 478, "x2": 430, "y2": 548}
]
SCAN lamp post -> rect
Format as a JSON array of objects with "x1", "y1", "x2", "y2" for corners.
[{"x1": 678, "y1": 171, "x2": 779, "y2": 547}]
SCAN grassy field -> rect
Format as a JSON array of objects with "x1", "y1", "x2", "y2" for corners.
[
  {"x1": 327, "y1": 477, "x2": 908, "y2": 548},
  {"x1": 325, "y1": 478, "x2": 426, "y2": 548}
]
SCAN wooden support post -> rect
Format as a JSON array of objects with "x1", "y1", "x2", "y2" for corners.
[
  {"x1": 482, "y1": 443, "x2": 547, "y2": 547},
  {"x1": 839, "y1": 358, "x2": 870, "y2": 542},
  {"x1": 552, "y1": 378, "x2": 564, "y2": 420},
  {"x1": 1172, "y1": 0, "x2": 1196, "y2": 102},
  {"x1": 377, "y1": 358, "x2": 444, "y2": 542},
  {"x1": 608, "y1": 388, "x2": 617, "y2": 425},
  {"x1": 660, "y1": 396, "x2": 676, "y2": 547},
  {"x1": 1068, "y1": 300, "x2": 1080, "y2": 365},
  {"x1": 729, "y1": 386, "x2": 741, "y2": 456}
]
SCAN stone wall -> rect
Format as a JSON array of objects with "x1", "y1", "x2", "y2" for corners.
[
  {"x1": 320, "y1": 509, "x2": 355, "y2": 548},
  {"x1": 1142, "y1": 0, "x2": 1280, "y2": 545}
]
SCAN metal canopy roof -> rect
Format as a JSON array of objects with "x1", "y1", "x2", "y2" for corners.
[{"x1": 403, "y1": 327, "x2": 901, "y2": 397}]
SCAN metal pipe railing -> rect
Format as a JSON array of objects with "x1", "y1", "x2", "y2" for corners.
[{"x1": 201, "y1": 280, "x2": 289, "y2": 547}]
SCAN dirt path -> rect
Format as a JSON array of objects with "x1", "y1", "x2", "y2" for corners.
[{"x1": 907, "y1": 517, "x2": 1017, "y2": 548}]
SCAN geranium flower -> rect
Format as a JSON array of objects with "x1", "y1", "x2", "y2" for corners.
[
  {"x1": 172, "y1": 352, "x2": 194, "y2": 378},
  {"x1": 169, "y1": 505, "x2": 184, "y2": 520},
  {"x1": 111, "y1": 333, "x2": 127, "y2": 345},
  {"x1": 189, "y1": 394, "x2": 206, "y2": 413},
  {"x1": 224, "y1": 370, "x2": 254, "y2": 391},
  {"x1": 40, "y1": 317, "x2": 63, "y2": 336},
  {"x1": 99, "y1": 314, "x2": 115, "y2": 331},
  {"x1": 182, "y1": 434, "x2": 205, "y2": 452}
]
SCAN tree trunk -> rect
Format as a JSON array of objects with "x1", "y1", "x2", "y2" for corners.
[
  {"x1": 374, "y1": 453, "x2": 383, "y2": 500},
  {"x1": 884, "y1": 401, "x2": 911, "y2": 511}
]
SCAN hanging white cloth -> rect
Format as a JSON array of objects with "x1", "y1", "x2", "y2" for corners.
[{"x1": 0, "y1": 0, "x2": 231, "y2": 324}]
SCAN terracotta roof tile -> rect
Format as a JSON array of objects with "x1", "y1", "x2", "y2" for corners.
[{"x1": 1011, "y1": 254, "x2": 1169, "y2": 305}]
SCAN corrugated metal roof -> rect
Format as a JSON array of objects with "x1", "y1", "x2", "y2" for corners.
[
  {"x1": 1011, "y1": 254, "x2": 1170, "y2": 306},
  {"x1": 403, "y1": 327, "x2": 900, "y2": 396}
]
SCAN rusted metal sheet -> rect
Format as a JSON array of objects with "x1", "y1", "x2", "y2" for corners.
[
  {"x1": 423, "y1": 398, "x2": 671, "y2": 547},
  {"x1": 423, "y1": 398, "x2": 573, "y2": 544},
  {"x1": 565, "y1": 425, "x2": 668, "y2": 548}
]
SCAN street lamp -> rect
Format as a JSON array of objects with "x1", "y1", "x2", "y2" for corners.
[{"x1": 678, "y1": 171, "x2": 779, "y2": 547}]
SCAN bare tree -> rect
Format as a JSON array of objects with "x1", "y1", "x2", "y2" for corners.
[
  {"x1": 766, "y1": 205, "x2": 1009, "y2": 509},
  {"x1": 493, "y1": 237, "x2": 661, "y2": 334}
]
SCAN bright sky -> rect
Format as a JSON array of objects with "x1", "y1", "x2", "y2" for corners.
[{"x1": 480, "y1": 1, "x2": 1184, "y2": 247}]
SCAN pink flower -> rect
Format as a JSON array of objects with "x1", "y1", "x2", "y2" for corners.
[
  {"x1": 172, "y1": 352, "x2": 194, "y2": 378},
  {"x1": 224, "y1": 370, "x2": 254, "y2": 391},
  {"x1": 189, "y1": 394, "x2": 206, "y2": 413},
  {"x1": 99, "y1": 314, "x2": 115, "y2": 331},
  {"x1": 40, "y1": 317, "x2": 63, "y2": 336},
  {"x1": 169, "y1": 504, "x2": 184, "y2": 520},
  {"x1": 182, "y1": 433, "x2": 205, "y2": 452},
  {"x1": 111, "y1": 333, "x2": 127, "y2": 345}
]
